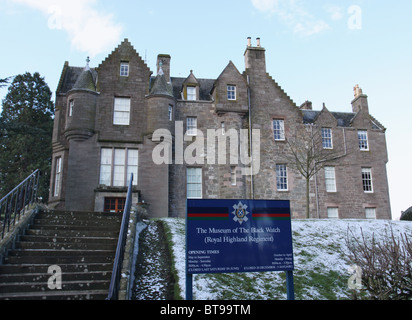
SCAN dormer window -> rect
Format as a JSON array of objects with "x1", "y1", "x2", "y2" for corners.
[
  {"x1": 120, "y1": 62, "x2": 129, "y2": 77},
  {"x1": 187, "y1": 86, "x2": 197, "y2": 101},
  {"x1": 183, "y1": 70, "x2": 199, "y2": 101}
]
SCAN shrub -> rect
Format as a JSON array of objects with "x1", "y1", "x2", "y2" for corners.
[{"x1": 345, "y1": 226, "x2": 411, "y2": 300}]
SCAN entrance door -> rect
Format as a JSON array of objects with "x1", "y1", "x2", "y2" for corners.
[{"x1": 104, "y1": 197, "x2": 126, "y2": 213}]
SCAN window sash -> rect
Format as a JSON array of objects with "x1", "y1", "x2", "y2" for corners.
[
  {"x1": 113, "y1": 149, "x2": 126, "y2": 187},
  {"x1": 227, "y1": 85, "x2": 236, "y2": 100},
  {"x1": 276, "y1": 164, "x2": 288, "y2": 191},
  {"x1": 54, "y1": 157, "x2": 62, "y2": 197},
  {"x1": 187, "y1": 117, "x2": 197, "y2": 136},
  {"x1": 325, "y1": 167, "x2": 337, "y2": 192},
  {"x1": 113, "y1": 98, "x2": 131, "y2": 125},
  {"x1": 120, "y1": 63, "x2": 129, "y2": 77},
  {"x1": 127, "y1": 149, "x2": 138, "y2": 186},
  {"x1": 68, "y1": 100, "x2": 74, "y2": 117},
  {"x1": 168, "y1": 105, "x2": 173, "y2": 121},
  {"x1": 362, "y1": 168, "x2": 373, "y2": 193},
  {"x1": 187, "y1": 168, "x2": 202, "y2": 199},
  {"x1": 358, "y1": 130, "x2": 369, "y2": 150},
  {"x1": 187, "y1": 87, "x2": 196, "y2": 101},
  {"x1": 365, "y1": 208, "x2": 377, "y2": 219},
  {"x1": 273, "y1": 120, "x2": 285, "y2": 141},
  {"x1": 322, "y1": 128, "x2": 333, "y2": 149},
  {"x1": 231, "y1": 167, "x2": 237, "y2": 186},
  {"x1": 327, "y1": 207, "x2": 339, "y2": 219}
]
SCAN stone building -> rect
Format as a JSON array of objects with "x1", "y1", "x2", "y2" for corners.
[{"x1": 49, "y1": 38, "x2": 392, "y2": 220}]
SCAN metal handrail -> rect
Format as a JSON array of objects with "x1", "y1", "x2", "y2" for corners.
[
  {"x1": 107, "y1": 173, "x2": 133, "y2": 300},
  {"x1": 0, "y1": 170, "x2": 40, "y2": 239}
]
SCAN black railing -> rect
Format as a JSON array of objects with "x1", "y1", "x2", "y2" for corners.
[
  {"x1": 0, "y1": 170, "x2": 40, "y2": 239},
  {"x1": 107, "y1": 173, "x2": 133, "y2": 300}
]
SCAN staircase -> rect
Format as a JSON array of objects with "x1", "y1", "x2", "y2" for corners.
[{"x1": 0, "y1": 209, "x2": 122, "y2": 300}]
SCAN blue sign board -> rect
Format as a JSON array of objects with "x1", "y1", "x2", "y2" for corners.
[{"x1": 186, "y1": 199, "x2": 294, "y2": 275}]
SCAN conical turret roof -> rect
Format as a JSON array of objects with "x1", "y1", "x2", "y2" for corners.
[
  {"x1": 149, "y1": 70, "x2": 173, "y2": 97},
  {"x1": 72, "y1": 57, "x2": 96, "y2": 92}
]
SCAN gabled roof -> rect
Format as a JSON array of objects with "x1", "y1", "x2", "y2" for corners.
[
  {"x1": 302, "y1": 109, "x2": 384, "y2": 129},
  {"x1": 302, "y1": 110, "x2": 356, "y2": 127},
  {"x1": 183, "y1": 70, "x2": 199, "y2": 86}
]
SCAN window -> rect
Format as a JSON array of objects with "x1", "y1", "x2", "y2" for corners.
[
  {"x1": 187, "y1": 117, "x2": 197, "y2": 136},
  {"x1": 221, "y1": 122, "x2": 225, "y2": 135},
  {"x1": 327, "y1": 207, "x2": 339, "y2": 219},
  {"x1": 113, "y1": 97, "x2": 131, "y2": 125},
  {"x1": 231, "y1": 166, "x2": 237, "y2": 186},
  {"x1": 365, "y1": 208, "x2": 377, "y2": 219},
  {"x1": 187, "y1": 86, "x2": 197, "y2": 101},
  {"x1": 120, "y1": 62, "x2": 129, "y2": 77},
  {"x1": 273, "y1": 119, "x2": 285, "y2": 141},
  {"x1": 104, "y1": 197, "x2": 126, "y2": 213},
  {"x1": 227, "y1": 85, "x2": 236, "y2": 100},
  {"x1": 358, "y1": 130, "x2": 369, "y2": 151},
  {"x1": 54, "y1": 157, "x2": 62, "y2": 197},
  {"x1": 276, "y1": 164, "x2": 288, "y2": 191},
  {"x1": 113, "y1": 149, "x2": 126, "y2": 187},
  {"x1": 99, "y1": 148, "x2": 138, "y2": 187},
  {"x1": 68, "y1": 100, "x2": 74, "y2": 117},
  {"x1": 362, "y1": 168, "x2": 373, "y2": 193},
  {"x1": 187, "y1": 168, "x2": 202, "y2": 199},
  {"x1": 100, "y1": 148, "x2": 112, "y2": 186},
  {"x1": 168, "y1": 105, "x2": 173, "y2": 121},
  {"x1": 126, "y1": 149, "x2": 138, "y2": 186},
  {"x1": 322, "y1": 128, "x2": 333, "y2": 149},
  {"x1": 325, "y1": 167, "x2": 337, "y2": 192}
]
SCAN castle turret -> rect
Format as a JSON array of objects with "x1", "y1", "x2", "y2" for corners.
[
  {"x1": 146, "y1": 59, "x2": 175, "y2": 136},
  {"x1": 64, "y1": 57, "x2": 98, "y2": 141}
]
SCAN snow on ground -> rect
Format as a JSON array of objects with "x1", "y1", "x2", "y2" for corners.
[{"x1": 161, "y1": 218, "x2": 412, "y2": 300}]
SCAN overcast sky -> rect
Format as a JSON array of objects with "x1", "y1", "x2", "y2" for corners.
[{"x1": 1, "y1": 0, "x2": 411, "y2": 219}]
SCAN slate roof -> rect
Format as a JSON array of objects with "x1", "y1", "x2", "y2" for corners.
[
  {"x1": 149, "y1": 74, "x2": 174, "y2": 97},
  {"x1": 170, "y1": 77, "x2": 215, "y2": 101},
  {"x1": 72, "y1": 67, "x2": 96, "y2": 92},
  {"x1": 58, "y1": 66, "x2": 98, "y2": 94},
  {"x1": 302, "y1": 110, "x2": 356, "y2": 127}
]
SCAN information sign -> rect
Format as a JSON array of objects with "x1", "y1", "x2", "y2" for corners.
[{"x1": 186, "y1": 199, "x2": 294, "y2": 275}]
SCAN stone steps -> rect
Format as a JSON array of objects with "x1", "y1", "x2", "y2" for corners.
[{"x1": 0, "y1": 209, "x2": 122, "y2": 300}]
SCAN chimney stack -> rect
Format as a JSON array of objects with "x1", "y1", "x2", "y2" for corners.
[
  {"x1": 244, "y1": 37, "x2": 266, "y2": 73},
  {"x1": 300, "y1": 100, "x2": 313, "y2": 110},
  {"x1": 351, "y1": 84, "x2": 369, "y2": 114}
]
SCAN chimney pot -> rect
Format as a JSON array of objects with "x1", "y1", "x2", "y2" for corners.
[
  {"x1": 256, "y1": 37, "x2": 261, "y2": 47},
  {"x1": 247, "y1": 37, "x2": 252, "y2": 47},
  {"x1": 354, "y1": 84, "x2": 363, "y2": 98}
]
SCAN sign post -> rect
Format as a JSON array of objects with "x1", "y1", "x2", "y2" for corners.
[{"x1": 186, "y1": 199, "x2": 295, "y2": 300}]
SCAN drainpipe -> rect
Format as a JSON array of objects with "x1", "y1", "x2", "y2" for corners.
[{"x1": 247, "y1": 74, "x2": 254, "y2": 199}]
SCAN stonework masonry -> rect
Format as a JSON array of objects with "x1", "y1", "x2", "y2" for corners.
[{"x1": 49, "y1": 38, "x2": 392, "y2": 220}]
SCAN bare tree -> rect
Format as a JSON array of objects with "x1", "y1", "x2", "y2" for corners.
[
  {"x1": 345, "y1": 226, "x2": 412, "y2": 300},
  {"x1": 282, "y1": 123, "x2": 345, "y2": 219}
]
